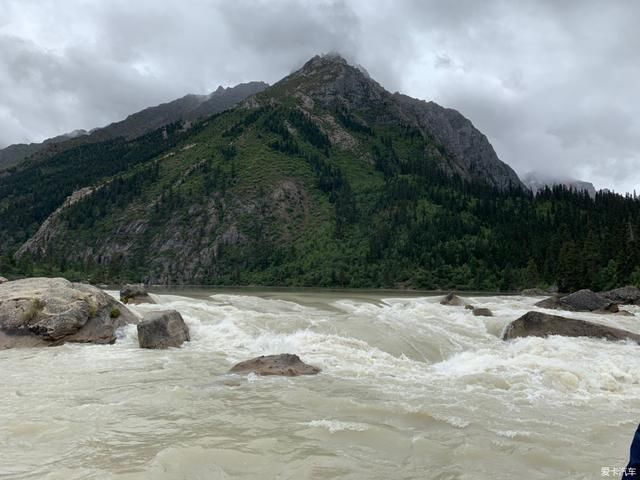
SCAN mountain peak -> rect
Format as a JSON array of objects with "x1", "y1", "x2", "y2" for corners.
[{"x1": 300, "y1": 52, "x2": 349, "y2": 71}]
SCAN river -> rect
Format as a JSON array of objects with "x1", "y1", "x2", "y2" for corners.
[{"x1": 1, "y1": 290, "x2": 638, "y2": 479}]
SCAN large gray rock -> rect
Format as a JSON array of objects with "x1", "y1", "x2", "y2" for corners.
[
  {"x1": 137, "y1": 310, "x2": 190, "y2": 349},
  {"x1": 472, "y1": 307, "x2": 493, "y2": 317},
  {"x1": 535, "y1": 289, "x2": 618, "y2": 313},
  {"x1": 600, "y1": 286, "x2": 640, "y2": 305},
  {"x1": 120, "y1": 284, "x2": 155, "y2": 305},
  {"x1": 440, "y1": 292, "x2": 467, "y2": 307},
  {"x1": 503, "y1": 311, "x2": 640, "y2": 344},
  {"x1": 229, "y1": 354, "x2": 321, "y2": 376},
  {"x1": 0, "y1": 277, "x2": 137, "y2": 349}
]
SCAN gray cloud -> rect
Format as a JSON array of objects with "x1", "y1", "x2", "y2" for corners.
[{"x1": 0, "y1": 0, "x2": 638, "y2": 193}]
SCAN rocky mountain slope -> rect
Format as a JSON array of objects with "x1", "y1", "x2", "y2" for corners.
[
  {"x1": 2, "y1": 54, "x2": 638, "y2": 290},
  {"x1": 0, "y1": 82, "x2": 268, "y2": 170},
  {"x1": 258, "y1": 55, "x2": 524, "y2": 190}
]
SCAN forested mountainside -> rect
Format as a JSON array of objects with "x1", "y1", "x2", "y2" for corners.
[
  {"x1": 0, "y1": 54, "x2": 638, "y2": 291},
  {"x1": 0, "y1": 82, "x2": 268, "y2": 170}
]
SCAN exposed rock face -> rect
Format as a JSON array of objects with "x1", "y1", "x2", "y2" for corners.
[
  {"x1": 440, "y1": 292, "x2": 467, "y2": 307},
  {"x1": 137, "y1": 310, "x2": 190, "y2": 349},
  {"x1": 229, "y1": 353, "x2": 321, "y2": 376},
  {"x1": 503, "y1": 311, "x2": 640, "y2": 344},
  {"x1": 394, "y1": 94, "x2": 524, "y2": 191},
  {"x1": 120, "y1": 284, "x2": 155, "y2": 305},
  {"x1": 16, "y1": 186, "x2": 100, "y2": 258},
  {"x1": 535, "y1": 289, "x2": 618, "y2": 313},
  {"x1": 600, "y1": 286, "x2": 640, "y2": 305},
  {"x1": 472, "y1": 307, "x2": 493, "y2": 317},
  {"x1": 0, "y1": 277, "x2": 137, "y2": 349}
]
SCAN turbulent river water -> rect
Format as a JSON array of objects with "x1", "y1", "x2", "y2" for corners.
[{"x1": 1, "y1": 289, "x2": 639, "y2": 479}]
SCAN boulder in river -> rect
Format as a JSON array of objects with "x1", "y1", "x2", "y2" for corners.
[
  {"x1": 599, "y1": 286, "x2": 640, "y2": 306},
  {"x1": 120, "y1": 284, "x2": 155, "y2": 305},
  {"x1": 229, "y1": 353, "x2": 321, "y2": 376},
  {"x1": 472, "y1": 307, "x2": 493, "y2": 317},
  {"x1": 0, "y1": 277, "x2": 137, "y2": 349},
  {"x1": 440, "y1": 292, "x2": 467, "y2": 307},
  {"x1": 137, "y1": 310, "x2": 190, "y2": 349},
  {"x1": 535, "y1": 289, "x2": 618, "y2": 313},
  {"x1": 502, "y1": 311, "x2": 640, "y2": 344}
]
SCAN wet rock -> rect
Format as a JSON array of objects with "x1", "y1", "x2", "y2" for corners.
[
  {"x1": 464, "y1": 304, "x2": 474, "y2": 310},
  {"x1": 521, "y1": 288, "x2": 551, "y2": 296},
  {"x1": 0, "y1": 277, "x2": 137, "y2": 349},
  {"x1": 229, "y1": 353, "x2": 321, "y2": 376},
  {"x1": 440, "y1": 292, "x2": 467, "y2": 307},
  {"x1": 120, "y1": 284, "x2": 155, "y2": 305},
  {"x1": 472, "y1": 307, "x2": 493, "y2": 317},
  {"x1": 600, "y1": 286, "x2": 640, "y2": 306},
  {"x1": 0, "y1": 276, "x2": 8, "y2": 284},
  {"x1": 535, "y1": 289, "x2": 618, "y2": 313},
  {"x1": 137, "y1": 310, "x2": 190, "y2": 349},
  {"x1": 503, "y1": 311, "x2": 640, "y2": 344}
]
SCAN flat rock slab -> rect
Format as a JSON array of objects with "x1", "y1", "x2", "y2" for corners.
[
  {"x1": 229, "y1": 354, "x2": 321, "y2": 376},
  {"x1": 503, "y1": 311, "x2": 640, "y2": 344},
  {"x1": 0, "y1": 277, "x2": 137, "y2": 348},
  {"x1": 137, "y1": 310, "x2": 190, "y2": 349},
  {"x1": 120, "y1": 284, "x2": 155, "y2": 305},
  {"x1": 535, "y1": 289, "x2": 618, "y2": 313}
]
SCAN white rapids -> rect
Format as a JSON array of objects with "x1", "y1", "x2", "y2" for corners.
[{"x1": 1, "y1": 290, "x2": 639, "y2": 479}]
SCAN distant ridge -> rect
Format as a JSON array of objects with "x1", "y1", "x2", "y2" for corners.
[
  {"x1": 523, "y1": 172, "x2": 597, "y2": 198},
  {"x1": 0, "y1": 81, "x2": 268, "y2": 169}
]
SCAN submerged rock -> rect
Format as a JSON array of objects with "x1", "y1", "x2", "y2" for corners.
[
  {"x1": 120, "y1": 284, "x2": 155, "y2": 305},
  {"x1": 229, "y1": 353, "x2": 321, "y2": 376},
  {"x1": 472, "y1": 307, "x2": 493, "y2": 317},
  {"x1": 137, "y1": 310, "x2": 190, "y2": 349},
  {"x1": 502, "y1": 311, "x2": 640, "y2": 344},
  {"x1": 521, "y1": 288, "x2": 551, "y2": 297},
  {"x1": 0, "y1": 277, "x2": 137, "y2": 349},
  {"x1": 535, "y1": 289, "x2": 618, "y2": 313},
  {"x1": 440, "y1": 292, "x2": 467, "y2": 307},
  {"x1": 600, "y1": 286, "x2": 640, "y2": 306}
]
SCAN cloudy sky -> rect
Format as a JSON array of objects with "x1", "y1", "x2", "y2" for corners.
[{"x1": 1, "y1": 0, "x2": 638, "y2": 193}]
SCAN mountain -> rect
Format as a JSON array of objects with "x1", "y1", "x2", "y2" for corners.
[
  {"x1": 258, "y1": 54, "x2": 524, "y2": 190},
  {"x1": 1, "y1": 53, "x2": 639, "y2": 291},
  {"x1": 0, "y1": 82, "x2": 268, "y2": 170},
  {"x1": 522, "y1": 172, "x2": 597, "y2": 199}
]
